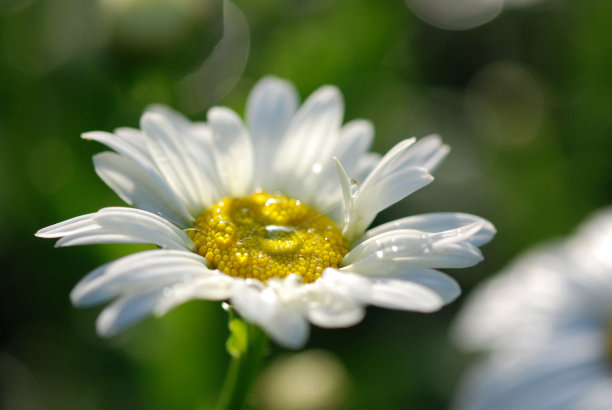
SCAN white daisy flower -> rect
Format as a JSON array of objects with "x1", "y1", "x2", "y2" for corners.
[
  {"x1": 37, "y1": 76, "x2": 495, "y2": 349},
  {"x1": 452, "y1": 207, "x2": 612, "y2": 410}
]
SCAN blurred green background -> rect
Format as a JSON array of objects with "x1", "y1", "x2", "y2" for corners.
[{"x1": 2, "y1": 0, "x2": 612, "y2": 409}]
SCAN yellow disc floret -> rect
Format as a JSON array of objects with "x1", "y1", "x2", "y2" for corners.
[{"x1": 189, "y1": 191, "x2": 349, "y2": 283}]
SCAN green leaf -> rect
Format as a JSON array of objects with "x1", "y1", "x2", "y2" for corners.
[{"x1": 225, "y1": 317, "x2": 249, "y2": 358}]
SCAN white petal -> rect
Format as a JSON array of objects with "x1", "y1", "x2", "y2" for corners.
[
  {"x1": 354, "y1": 152, "x2": 381, "y2": 183},
  {"x1": 400, "y1": 242, "x2": 482, "y2": 268},
  {"x1": 154, "y1": 273, "x2": 238, "y2": 315},
  {"x1": 147, "y1": 105, "x2": 222, "y2": 190},
  {"x1": 93, "y1": 208, "x2": 193, "y2": 249},
  {"x1": 246, "y1": 76, "x2": 299, "y2": 189},
  {"x1": 338, "y1": 262, "x2": 460, "y2": 304},
  {"x1": 113, "y1": 127, "x2": 149, "y2": 152},
  {"x1": 343, "y1": 166, "x2": 433, "y2": 241},
  {"x1": 93, "y1": 152, "x2": 193, "y2": 227},
  {"x1": 231, "y1": 282, "x2": 309, "y2": 349},
  {"x1": 315, "y1": 153, "x2": 380, "y2": 218},
  {"x1": 44, "y1": 207, "x2": 194, "y2": 250},
  {"x1": 392, "y1": 134, "x2": 449, "y2": 173},
  {"x1": 306, "y1": 300, "x2": 364, "y2": 328},
  {"x1": 146, "y1": 105, "x2": 195, "y2": 136},
  {"x1": 93, "y1": 261, "x2": 237, "y2": 337},
  {"x1": 334, "y1": 158, "x2": 355, "y2": 231},
  {"x1": 333, "y1": 120, "x2": 374, "y2": 175},
  {"x1": 394, "y1": 268, "x2": 460, "y2": 303},
  {"x1": 70, "y1": 249, "x2": 209, "y2": 307},
  {"x1": 387, "y1": 268, "x2": 460, "y2": 303},
  {"x1": 275, "y1": 85, "x2": 343, "y2": 198},
  {"x1": 319, "y1": 269, "x2": 373, "y2": 298},
  {"x1": 265, "y1": 310, "x2": 310, "y2": 350},
  {"x1": 36, "y1": 213, "x2": 97, "y2": 238},
  {"x1": 55, "y1": 232, "x2": 153, "y2": 248},
  {"x1": 349, "y1": 136, "x2": 443, "y2": 220},
  {"x1": 344, "y1": 227, "x2": 483, "y2": 269},
  {"x1": 208, "y1": 106, "x2": 254, "y2": 197},
  {"x1": 266, "y1": 312, "x2": 310, "y2": 350},
  {"x1": 304, "y1": 272, "x2": 366, "y2": 328},
  {"x1": 307, "y1": 120, "x2": 374, "y2": 210},
  {"x1": 339, "y1": 138, "x2": 449, "y2": 240},
  {"x1": 359, "y1": 167, "x2": 434, "y2": 217},
  {"x1": 364, "y1": 276, "x2": 446, "y2": 312},
  {"x1": 82, "y1": 131, "x2": 157, "y2": 176},
  {"x1": 455, "y1": 333, "x2": 610, "y2": 410},
  {"x1": 96, "y1": 288, "x2": 167, "y2": 337},
  {"x1": 360, "y1": 138, "x2": 416, "y2": 189},
  {"x1": 359, "y1": 212, "x2": 496, "y2": 247},
  {"x1": 141, "y1": 112, "x2": 215, "y2": 215},
  {"x1": 246, "y1": 77, "x2": 298, "y2": 141},
  {"x1": 576, "y1": 377, "x2": 612, "y2": 410},
  {"x1": 452, "y1": 244, "x2": 571, "y2": 351},
  {"x1": 94, "y1": 207, "x2": 192, "y2": 245},
  {"x1": 330, "y1": 269, "x2": 448, "y2": 313}
]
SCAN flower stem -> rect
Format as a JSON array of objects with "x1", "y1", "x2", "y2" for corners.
[{"x1": 217, "y1": 307, "x2": 268, "y2": 410}]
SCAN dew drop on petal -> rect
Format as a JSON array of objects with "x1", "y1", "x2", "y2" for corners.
[
  {"x1": 420, "y1": 234, "x2": 434, "y2": 254},
  {"x1": 349, "y1": 179, "x2": 360, "y2": 198},
  {"x1": 375, "y1": 239, "x2": 385, "y2": 258}
]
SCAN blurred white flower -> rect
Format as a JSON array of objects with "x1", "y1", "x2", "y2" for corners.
[
  {"x1": 452, "y1": 207, "x2": 612, "y2": 409},
  {"x1": 37, "y1": 76, "x2": 495, "y2": 349}
]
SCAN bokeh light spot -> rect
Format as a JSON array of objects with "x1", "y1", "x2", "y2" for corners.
[{"x1": 406, "y1": 0, "x2": 503, "y2": 30}]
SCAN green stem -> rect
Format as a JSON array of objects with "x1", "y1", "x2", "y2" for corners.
[{"x1": 217, "y1": 308, "x2": 269, "y2": 410}]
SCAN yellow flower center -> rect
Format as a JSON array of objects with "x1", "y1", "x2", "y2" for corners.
[{"x1": 189, "y1": 191, "x2": 349, "y2": 283}]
